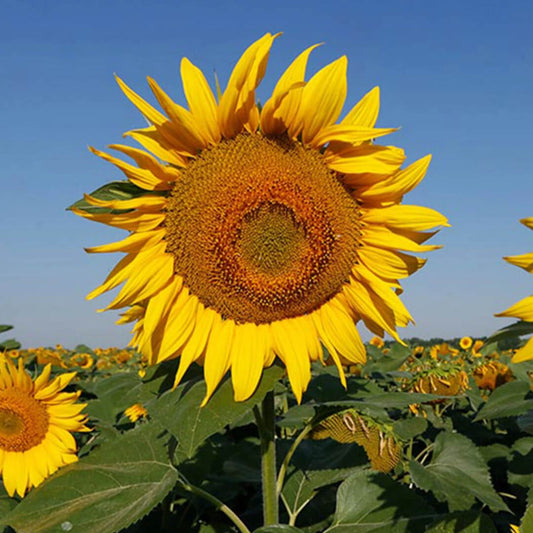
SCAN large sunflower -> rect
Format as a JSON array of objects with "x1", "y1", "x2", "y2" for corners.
[
  {"x1": 0, "y1": 357, "x2": 89, "y2": 497},
  {"x1": 74, "y1": 34, "x2": 447, "y2": 404},
  {"x1": 495, "y1": 217, "x2": 533, "y2": 363}
]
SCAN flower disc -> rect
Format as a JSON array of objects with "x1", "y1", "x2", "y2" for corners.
[{"x1": 165, "y1": 133, "x2": 361, "y2": 324}]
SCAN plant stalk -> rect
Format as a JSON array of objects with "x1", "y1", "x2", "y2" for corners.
[{"x1": 254, "y1": 391, "x2": 279, "y2": 526}]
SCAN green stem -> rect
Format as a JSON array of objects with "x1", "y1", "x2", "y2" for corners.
[
  {"x1": 254, "y1": 391, "x2": 279, "y2": 526},
  {"x1": 178, "y1": 480, "x2": 251, "y2": 533},
  {"x1": 276, "y1": 424, "x2": 313, "y2": 496}
]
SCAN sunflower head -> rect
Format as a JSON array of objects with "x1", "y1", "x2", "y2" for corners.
[
  {"x1": 310, "y1": 409, "x2": 401, "y2": 473},
  {"x1": 73, "y1": 33, "x2": 447, "y2": 404},
  {"x1": 0, "y1": 357, "x2": 89, "y2": 497}
]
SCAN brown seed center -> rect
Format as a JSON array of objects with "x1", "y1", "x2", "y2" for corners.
[
  {"x1": 0, "y1": 389, "x2": 49, "y2": 451},
  {"x1": 165, "y1": 133, "x2": 361, "y2": 324}
]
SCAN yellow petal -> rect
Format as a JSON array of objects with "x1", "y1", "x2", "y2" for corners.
[
  {"x1": 341, "y1": 86, "x2": 380, "y2": 128},
  {"x1": 361, "y1": 205, "x2": 450, "y2": 231},
  {"x1": 511, "y1": 336, "x2": 533, "y2": 363},
  {"x1": 231, "y1": 323, "x2": 268, "y2": 402},
  {"x1": 356, "y1": 155, "x2": 432, "y2": 206},
  {"x1": 358, "y1": 246, "x2": 426, "y2": 280},
  {"x1": 520, "y1": 217, "x2": 533, "y2": 230},
  {"x1": 260, "y1": 43, "x2": 320, "y2": 135},
  {"x1": 219, "y1": 33, "x2": 278, "y2": 137},
  {"x1": 361, "y1": 225, "x2": 442, "y2": 253},
  {"x1": 495, "y1": 295, "x2": 533, "y2": 321},
  {"x1": 311, "y1": 124, "x2": 397, "y2": 149},
  {"x1": 181, "y1": 57, "x2": 221, "y2": 145},
  {"x1": 294, "y1": 56, "x2": 348, "y2": 144},
  {"x1": 85, "y1": 229, "x2": 165, "y2": 254},
  {"x1": 173, "y1": 305, "x2": 217, "y2": 388},
  {"x1": 72, "y1": 207, "x2": 165, "y2": 232},
  {"x1": 124, "y1": 126, "x2": 188, "y2": 167},
  {"x1": 326, "y1": 144, "x2": 405, "y2": 176},
  {"x1": 271, "y1": 319, "x2": 311, "y2": 404},
  {"x1": 504, "y1": 252, "x2": 533, "y2": 273},
  {"x1": 202, "y1": 317, "x2": 236, "y2": 406}
]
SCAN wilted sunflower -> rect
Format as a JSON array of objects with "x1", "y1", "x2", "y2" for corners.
[
  {"x1": 74, "y1": 34, "x2": 447, "y2": 404},
  {"x1": 495, "y1": 218, "x2": 533, "y2": 363},
  {"x1": 0, "y1": 358, "x2": 89, "y2": 497}
]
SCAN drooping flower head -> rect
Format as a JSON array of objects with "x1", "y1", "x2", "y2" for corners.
[
  {"x1": 74, "y1": 34, "x2": 447, "y2": 404},
  {"x1": 495, "y1": 217, "x2": 533, "y2": 362},
  {"x1": 0, "y1": 357, "x2": 89, "y2": 497}
]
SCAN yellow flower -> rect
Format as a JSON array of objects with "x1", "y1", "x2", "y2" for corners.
[
  {"x1": 69, "y1": 353, "x2": 94, "y2": 370},
  {"x1": 473, "y1": 361, "x2": 513, "y2": 391},
  {"x1": 75, "y1": 34, "x2": 447, "y2": 404},
  {"x1": 124, "y1": 403, "x2": 148, "y2": 422},
  {"x1": 472, "y1": 339, "x2": 484, "y2": 355},
  {"x1": 495, "y1": 217, "x2": 533, "y2": 362},
  {"x1": 412, "y1": 370, "x2": 469, "y2": 396},
  {"x1": 369, "y1": 336, "x2": 385, "y2": 349},
  {"x1": 0, "y1": 358, "x2": 89, "y2": 497},
  {"x1": 459, "y1": 337, "x2": 473, "y2": 350}
]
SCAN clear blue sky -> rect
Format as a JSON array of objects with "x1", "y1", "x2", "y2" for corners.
[{"x1": 2, "y1": 0, "x2": 532, "y2": 348}]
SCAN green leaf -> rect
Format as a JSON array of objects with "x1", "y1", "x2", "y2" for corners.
[
  {"x1": 425, "y1": 511, "x2": 496, "y2": 532},
  {"x1": 83, "y1": 372, "x2": 146, "y2": 424},
  {"x1": 393, "y1": 417, "x2": 428, "y2": 441},
  {"x1": 1, "y1": 423, "x2": 179, "y2": 533},
  {"x1": 362, "y1": 342, "x2": 411, "y2": 375},
  {"x1": 281, "y1": 467, "x2": 361, "y2": 521},
  {"x1": 150, "y1": 364, "x2": 285, "y2": 458},
  {"x1": 485, "y1": 320, "x2": 533, "y2": 345},
  {"x1": 0, "y1": 325, "x2": 14, "y2": 334},
  {"x1": 409, "y1": 431, "x2": 508, "y2": 512},
  {"x1": 324, "y1": 469, "x2": 437, "y2": 532},
  {"x1": 473, "y1": 381, "x2": 533, "y2": 421},
  {"x1": 518, "y1": 410, "x2": 533, "y2": 434},
  {"x1": 508, "y1": 437, "x2": 533, "y2": 489},
  {"x1": 0, "y1": 484, "x2": 17, "y2": 517},
  {"x1": 254, "y1": 526, "x2": 304, "y2": 532},
  {"x1": 68, "y1": 180, "x2": 160, "y2": 214},
  {"x1": 0, "y1": 339, "x2": 21, "y2": 351}
]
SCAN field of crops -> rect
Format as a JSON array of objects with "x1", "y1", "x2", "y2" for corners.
[{"x1": 1, "y1": 329, "x2": 532, "y2": 533}]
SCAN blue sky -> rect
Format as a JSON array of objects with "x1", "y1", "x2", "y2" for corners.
[{"x1": 1, "y1": 0, "x2": 532, "y2": 348}]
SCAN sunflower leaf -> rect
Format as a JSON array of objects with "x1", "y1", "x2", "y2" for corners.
[
  {"x1": 149, "y1": 364, "x2": 285, "y2": 458},
  {"x1": 473, "y1": 380, "x2": 533, "y2": 421},
  {"x1": 323, "y1": 468, "x2": 438, "y2": 532},
  {"x1": 67, "y1": 180, "x2": 160, "y2": 214},
  {"x1": 409, "y1": 431, "x2": 509, "y2": 512},
  {"x1": 424, "y1": 510, "x2": 497, "y2": 532},
  {"x1": 485, "y1": 320, "x2": 533, "y2": 345},
  {"x1": 1, "y1": 422, "x2": 178, "y2": 533}
]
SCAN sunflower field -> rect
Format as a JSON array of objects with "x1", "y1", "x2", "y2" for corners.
[
  {"x1": 2, "y1": 32, "x2": 533, "y2": 533},
  {"x1": 1, "y1": 331, "x2": 533, "y2": 533}
]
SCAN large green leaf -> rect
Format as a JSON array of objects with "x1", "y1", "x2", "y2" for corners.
[
  {"x1": 0, "y1": 339, "x2": 21, "y2": 351},
  {"x1": 0, "y1": 325, "x2": 13, "y2": 334},
  {"x1": 150, "y1": 365, "x2": 285, "y2": 458},
  {"x1": 424, "y1": 511, "x2": 496, "y2": 532},
  {"x1": 409, "y1": 431, "x2": 508, "y2": 512},
  {"x1": 68, "y1": 180, "x2": 162, "y2": 214},
  {"x1": 508, "y1": 437, "x2": 533, "y2": 489},
  {"x1": 473, "y1": 381, "x2": 533, "y2": 421},
  {"x1": 1, "y1": 423, "x2": 178, "y2": 533},
  {"x1": 485, "y1": 321, "x2": 533, "y2": 345},
  {"x1": 393, "y1": 417, "x2": 428, "y2": 441},
  {"x1": 323, "y1": 469, "x2": 437, "y2": 532}
]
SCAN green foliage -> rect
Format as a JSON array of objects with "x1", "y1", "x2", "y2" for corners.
[
  {"x1": 1, "y1": 424, "x2": 179, "y2": 533},
  {"x1": 2, "y1": 339, "x2": 532, "y2": 532},
  {"x1": 0, "y1": 325, "x2": 20, "y2": 351}
]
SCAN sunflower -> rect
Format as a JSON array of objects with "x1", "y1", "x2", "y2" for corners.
[
  {"x1": 459, "y1": 336, "x2": 473, "y2": 350},
  {"x1": 495, "y1": 218, "x2": 533, "y2": 363},
  {"x1": 0, "y1": 357, "x2": 89, "y2": 497},
  {"x1": 74, "y1": 34, "x2": 447, "y2": 404}
]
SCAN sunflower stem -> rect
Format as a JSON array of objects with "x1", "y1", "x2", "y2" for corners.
[
  {"x1": 177, "y1": 479, "x2": 251, "y2": 533},
  {"x1": 255, "y1": 390, "x2": 279, "y2": 526}
]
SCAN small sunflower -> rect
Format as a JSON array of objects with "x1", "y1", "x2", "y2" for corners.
[
  {"x1": 459, "y1": 337, "x2": 473, "y2": 350},
  {"x1": 124, "y1": 403, "x2": 148, "y2": 423},
  {"x1": 495, "y1": 218, "x2": 533, "y2": 363},
  {"x1": 0, "y1": 357, "x2": 89, "y2": 497},
  {"x1": 74, "y1": 34, "x2": 447, "y2": 403}
]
